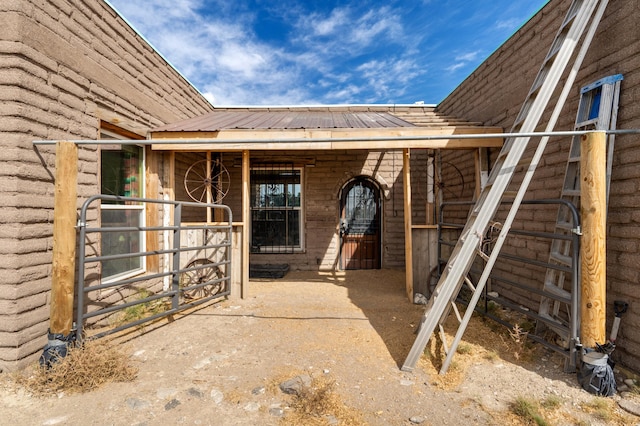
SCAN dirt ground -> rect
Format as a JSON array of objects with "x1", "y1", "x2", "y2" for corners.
[{"x1": 2, "y1": 270, "x2": 640, "y2": 425}]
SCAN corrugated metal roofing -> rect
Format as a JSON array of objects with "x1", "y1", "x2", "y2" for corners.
[{"x1": 153, "y1": 109, "x2": 417, "y2": 132}]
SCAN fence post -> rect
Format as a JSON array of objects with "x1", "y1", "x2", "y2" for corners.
[
  {"x1": 172, "y1": 204, "x2": 182, "y2": 309},
  {"x1": 580, "y1": 131, "x2": 607, "y2": 348}
]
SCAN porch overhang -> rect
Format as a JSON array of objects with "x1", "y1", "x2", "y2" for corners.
[{"x1": 148, "y1": 127, "x2": 504, "y2": 151}]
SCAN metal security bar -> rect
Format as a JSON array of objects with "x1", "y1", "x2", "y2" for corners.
[
  {"x1": 75, "y1": 195, "x2": 232, "y2": 342},
  {"x1": 434, "y1": 199, "x2": 581, "y2": 370}
]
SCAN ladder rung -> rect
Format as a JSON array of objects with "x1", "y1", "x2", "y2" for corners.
[
  {"x1": 538, "y1": 312, "x2": 569, "y2": 338},
  {"x1": 576, "y1": 117, "x2": 599, "y2": 128},
  {"x1": 555, "y1": 220, "x2": 574, "y2": 231},
  {"x1": 542, "y1": 283, "x2": 572, "y2": 304},
  {"x1": 567, "y1": 155, "x2": 580, "y2": 163},
  {"x1": 476, "y1": 248, "x2": 489, "y2": 262},
  {"x1": 561, "y1": 189, "x2": 580, "y2": 197},
  {"x1": 550, "y1": 251, "x2": 572, "y2": 266}
]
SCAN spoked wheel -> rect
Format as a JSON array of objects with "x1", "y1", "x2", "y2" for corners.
[
  {"x1": 429, "y1": 160, "x2": 466, "y2": 202},
  {"x1": 180, "y1": 258, "x2": 224, "y2": 300},
  {"x1": 184, "y1": 158, "x2": 230, "y2": 203}
]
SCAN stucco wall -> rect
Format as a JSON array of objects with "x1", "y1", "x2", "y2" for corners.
[
  {"x1": 438, "y1": 0, "x2": 640, "y2": 371},
  {"x1": 0, "y1": 0, "x2": 213, "y2": 371},
  {"x1": 216, "y1": 150, "x2": 407, "y2": 271}
]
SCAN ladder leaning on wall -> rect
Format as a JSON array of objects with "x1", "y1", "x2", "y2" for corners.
[
  {"x1": 537, "y1": 74, "x2": 623, "y2": 344},
  {"x1": 402, "y1": 0, "x2": 611, "y2": 374}
]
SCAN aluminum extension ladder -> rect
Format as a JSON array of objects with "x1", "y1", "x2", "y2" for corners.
[
  {"x1": 402, "y1": 0, "x2": 610, "y2": 374},
  {"x1": 537, "y1": 74, "x2": 623, "y2": 341}
]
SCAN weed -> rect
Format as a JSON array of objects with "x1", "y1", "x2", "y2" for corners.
[
  {"x1": 457, "y1": 342, "x2": 473, "y2": 355},
  {"x1": 541, "y1": 395, "x2": 562, "y2": 410},
  {"x1": 484, "y1": 350, "x2": 499, "y2": 361},
  {"x1": 12, "y1": 339, "x2": 137, "y2": 396},
  {"x1": 282, "y1": 375, "x2": 364, "y2": 426},
  {"x1": 509, "y1": 324, "x2": 529, "y2": 361},
  {"x1": 584, "y1": 397, "x2": 615, "y2": 422},
  {"x1": 511, "y1": 396, "x2": 548, "y2": 426},
  {"x1": 118, "y1": 289, "x2": 168, "y2": 327}
]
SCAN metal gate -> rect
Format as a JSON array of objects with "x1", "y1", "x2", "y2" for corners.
[
  {"x1": 75, "y1": 195, "x2": 232, "y2": 342},
  {"x1": 434, "y1": 199, "x2": 581, "y2": 370}
]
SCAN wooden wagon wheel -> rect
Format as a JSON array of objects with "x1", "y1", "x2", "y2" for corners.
[
  {"x1": 184, "y1": 158, "x2": 230, "y2": 203},
  {"x1": 179, "y1": 258, "x2": 224, "y2": 300}
]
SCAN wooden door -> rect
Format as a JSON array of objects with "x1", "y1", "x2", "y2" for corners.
[{"x1": 340, "y1": 178, "x2": 381, "y2": 269}]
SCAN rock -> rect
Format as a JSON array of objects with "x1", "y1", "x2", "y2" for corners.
[
  {"x1": 165, "y1": 399, "x2": 181, "y2": 410},
  {"x1": 42, "y1": 417, "x2": 69, "y2": 425},
  {"x1": 244, "y1": 402, "x2": 260, "y2": 412},
  {"x1": 210, "y1": 388, "x2": 224, "y2": 404},
  {"x1": 325, "y1": 414, "x2": 339, "y2": 425},
  {"x1": 269, "y1": 406, "x2": 284, "y2": 417},
  {"x1": 156, "y1": 388, "x2": 178, "y2": 399},
  {"x1": 252, "y1": 386, "x2": 266, "y2": 395},
  {"x1": 618, "y1": 398, "x2": 640, "y2": 417},
  {"x1": 400, "y1": 380, "x2": 415, "y2": 386},
  {"x1": 414, "y1": 293, "x2": 428, "y2": 305},
  {"x1": 624, "y1": 379, "x2": 637, "y2": 388},
  {"x1": 126, "y1": 398, "x2": 150, "y2": 410},
  {"x1": 410, "y1": 416, "x2": 426, "y2": 424},
  {"x1": 188, "y1": 387, "x2": 205, "y2": 398},
  {"x1": 279, "y1": 375, "x2": 312, "y2": 395}
]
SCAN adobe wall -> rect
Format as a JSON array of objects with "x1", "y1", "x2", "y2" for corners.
[
  {"x1": 213, "y1": 150, "x2": 407, "y2": 271},
  {"x1": 0, "y1": 0, "x2": 213, "y2": 371},
  {"x1": 438, "y1": 0, "x2": 640, "y2": 371}
]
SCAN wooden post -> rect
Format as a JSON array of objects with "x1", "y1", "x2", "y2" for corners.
[
  {"x1": 241, "y1": 150, "x2": 250, "y2": 299},
  {"x1": 403, "y1": 149, "x2": 414, "y2": 301},
  {"x1": 580, "y1": 131, "x2": 607, "y2": 347},
  {"x1": 50, "y1": 141, "x2": 78, "y2": 336},
  {"x1": 145, "y1": 148, "x2": 160, "y2": 272}
]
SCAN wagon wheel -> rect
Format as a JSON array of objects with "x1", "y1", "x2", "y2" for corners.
[
  {"x1": 180, "y1": 258, "x2": 224, "y2": 300},
  {"x1": 428, "y1": 160, "x2": 466, "y2": 202},
  {"x1": 184, "y1": 158, "x2": 230, "y2": 203}
]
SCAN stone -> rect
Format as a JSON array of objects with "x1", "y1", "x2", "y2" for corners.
[
  {"x1": 410, "y1": 416, "x2": 426, "y2": 424},
  {"x1": 618, "y1": 398, "x2": 640, "y2": 417},
  {"x1": 188, "y1": 387, "x2": 205, "y2": 398},
  {"x1": 414, "y1": 293, "x2": 428, "y2": 305},
  {"x1": 165, "y1": 399, "x2": 181, "y2": 410},
  {"x1": 279, "y1": 375, "x2": 312, "y2": 395},
  {"x1": 210, "y1": 388, "x2": 224, "y2": 404},
  {"x1": 126, "y1": 398, "x2": 150, "y2": 410},
  {"x1": 156, "y1": 388, "x2": 178, "y2": 399},
  {"x1": 244, "y1": 402, "x2": 260, "y2": 412},
  {"x1": 252, "y1": 386, "x2": 266, "y2": 395},
  {"x1": 269, "y1": 407, "x2": 284, "y2": 417}
]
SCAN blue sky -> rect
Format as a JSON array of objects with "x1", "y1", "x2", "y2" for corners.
[{"x1": 107, "y1": 0, "x2": 550, "y2": 106}]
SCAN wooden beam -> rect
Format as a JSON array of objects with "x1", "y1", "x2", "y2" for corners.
[
  {"x1": 403, "y1": 149, "x2": 414, "y2": 301},
  {"x1": 150, "y1": 127, "x2": 504, "y2": 151},
  {"x1": 580, "y1": 131, "x2": 607, "y2": 348},
  {"x1": 50, "y1": 141, "x2": 78, "y2": 336},
  {"x1": 241, "y1": 150, "x2": 250, "y2": 299},
  {"x1": 145, "y1": 147, "x2": 160, "y2": 272}
]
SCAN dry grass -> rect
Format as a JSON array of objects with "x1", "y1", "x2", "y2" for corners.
[
  {"x1": 280, "y1": 374, "x2": 365, "y2": 426},
  {"x1": 12, "y1": 339, "x2": 137, "y2": 396}
]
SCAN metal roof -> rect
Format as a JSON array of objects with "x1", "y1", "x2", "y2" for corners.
[{"x1": 153, "y1": 109, "x2": 417, "y2": 132}]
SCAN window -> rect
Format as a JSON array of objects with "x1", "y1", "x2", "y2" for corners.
[
  {"x1": 250, "y1": 166, "x2": 303, "y2": 253},
  {"x1": 100, "y1": 128, "x2": 145, "y2": 281}
]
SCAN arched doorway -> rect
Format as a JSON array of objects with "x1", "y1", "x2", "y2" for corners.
[{"x1": 339, "y1": 177, "x2": 381, "y2": 270}]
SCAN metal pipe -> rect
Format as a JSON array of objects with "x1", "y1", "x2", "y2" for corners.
[{"x1": 32, "y1": 129, "x2": 640, "y2": 146}]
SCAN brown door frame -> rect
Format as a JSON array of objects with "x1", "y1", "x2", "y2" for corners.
[{"x1": 339, "y1": 177, "x2": 382, "y2": 270}]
